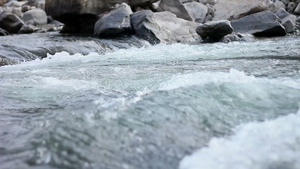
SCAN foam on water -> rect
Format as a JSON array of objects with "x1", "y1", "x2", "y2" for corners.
[{"x1": 179, "y1": 109, "x2": 300, "y2": 169}]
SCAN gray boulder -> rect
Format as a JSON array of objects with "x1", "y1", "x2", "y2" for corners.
[
  {"x1": 213, "y1": 0, "x2": 274, "y2": 21},
  {"x1": 0, "y1": 27, "x2": 9, "y2": 36},
  {"x1": 158, "y1": 0, "x2": 193, "y2": 21},
  {"x1": 281, "y1": 14, "x2": 297, "y2": 33},
  {"x1": 94, "y1": 3, "x2": 133, "y2": 37},
  {"x1": 196, "y1": 20, "x2": 234, "y2": 42},
  {"x1": 274, "y1": 1, "x2": 286, "y2": 10},
  {"x1": 294, "y1": 2, "x2": 300, "y2": 14},
  {"x1": 0, "y1": 12, "x2": 24, "y2": 33},
  {"x1": 231, "y1": 11, "x2": 286, "y2": 37},
  {"x1": 22, "y1": 8, "x2": 47, "y2": 25},
  {"x1": 131, "y1": 10, "x2": 199, "y2": 44},
  {"x1": 184, "y1": 2, "x2": 208, "y2": 23},
  {"x1": 275, "y1": 7, "x2": 290, "y2": 19}
]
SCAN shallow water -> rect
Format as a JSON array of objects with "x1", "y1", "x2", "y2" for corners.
[{"x1": 0, "y1": 35, "x2": 300, "y2": 169}]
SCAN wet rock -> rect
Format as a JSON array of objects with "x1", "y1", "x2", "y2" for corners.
[
  {"x1": 231, "y1": 11, "x2": 286, "y2": 37},
  {"x1": 18, "y1": 24, "x2": 39, "y2": 34},
  {"x1": 22, "y1": 8, "x2": 47, "y2": 25},
  {"x1": 281, "y1": 14, "x2": 297, "y2": 32},
  {"x1": 94, "y1": 3, "x2": 133, "y2": 37},
  {"x1": 0, "y1": 27, "x2": 9, "y2": 35},
  {"x1": 196, "y1": 20, "x2": 233, "y2": 42},
  {"x1": 275, "y1": 7, "x2": 290, "y2": 19},
  {"x1": 184, "y1": 1, "x2": 208, "y2": 23},
  {"x1": 158, "y1": 0, "x2": 193, "y2": 21},
  {"x1": 294, "y1": 2, "x2": 300, "y2": 14},
  {"x1": 213, "y1": 0, "x2": 274, "y2": 20},
  {"x1": 0, "y1": 12, "x2": 25, "y2": 33},
  {"x1": 131, "y1": 10, "x2": 199, "y2": 44},
  {"x1": 220, "y1": 33, "x2": 255, "y2": 43}
]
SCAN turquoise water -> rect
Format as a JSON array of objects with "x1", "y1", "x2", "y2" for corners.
[{"x1": 0, "y1": 36, "x2": 300, "y2": 169}]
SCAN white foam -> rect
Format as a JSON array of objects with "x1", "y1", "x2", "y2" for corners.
[
  {"x1": 159, "y1": 69, "x2": 256, "y2": 90},
  {"x1": 179, "y1": 110, "x2": 300, "y2": 169}
]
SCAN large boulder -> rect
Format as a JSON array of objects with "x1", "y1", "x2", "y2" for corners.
[
  {"x1": 45, "y1": 0, "x2": 158, "y2": 22},
  {"x1": 184, "y1": 2, "x2": 208, "y2": 23},
  {"x1": 196, "y1": 20, "x2": 234, "y2": 42},
  {"x1": 275, "y1": 7, "x2": 290, "y2": 19},
  {"x1": 231, "y1": 11, "x2": 286, "y2": 37},
  {"x1": 158, "y1": 0, "x2": 193, "y2": 21},
  {"x1": 0, "y1": 12, "x2": 25, "y2": 33},
  {"x1": 213, "y1": 0, "x2": 274, "y2": 20},
  {"x1": 94, "y1": 3, "x2": 133, "y2": 37},
  {"x1": 22, "y1": 8, "x2": 47, "y2": 25},
  {"x1": 131, "y1": 10, "x2": 199, "y2": 44}
]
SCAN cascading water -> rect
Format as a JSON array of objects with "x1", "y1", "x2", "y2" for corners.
[{"x1": 0, "y1": 34, "x2": 300, "y2": 169}]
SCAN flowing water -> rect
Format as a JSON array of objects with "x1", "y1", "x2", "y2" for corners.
[{"x1": 0, "y1": 34, "x2": 300, "y2": 169}]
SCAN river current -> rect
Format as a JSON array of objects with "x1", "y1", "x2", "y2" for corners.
[{"x1": 0, "y1": 34, "x2": 300, "y2": 169}]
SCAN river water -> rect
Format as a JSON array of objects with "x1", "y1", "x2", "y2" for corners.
[{"x1": 0, "y1": 34, "x2": 300, "y2": 169}]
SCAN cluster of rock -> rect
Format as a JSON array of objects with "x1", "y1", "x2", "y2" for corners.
[
  {"x1": 0, "y1": 0, "x2": 63, "y2": 36},
  {"x1": 1, "y1": 0, "x2": 300, "y2": 44}
]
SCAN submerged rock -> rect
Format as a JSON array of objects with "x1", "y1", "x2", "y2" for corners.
[
  {"x1": 94, "y1": 3, "x2": 133, "y2": 37},
  {"x1": 0, "y1": 12, "x2": 24, "y2": 33},
  {"x1": 131, "y1": 10, "x2": 199, "y2": 44},
  {"x1": 213, "y1": 0, "x2": 274, "y2": 20},
  {"x1": 220, "y1": 33, "x2": 255, "y2": 43},
  {"x1": 231, "y1": 11, "x2": 286, "y2": 37},
  {"x1": 196, "y1": 20, "x2": 233, "y2": 42}
]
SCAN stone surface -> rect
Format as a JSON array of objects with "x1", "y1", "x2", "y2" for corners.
[
  {"x1": 94, "y1": 3, "x2": 133, "y2": 37},
  {"x1": 275, "y1": 7, "x2": 290, "y2": 19},
  {"x1": 196, "y1": 20, "x2": 233, "y2": 42},
  {"x1": 282, "y1": 14, "x2": 297, "y2": 32},
  {"x1": 158, "y1": 0, "x2": 193, "y2": 21},
  {"x1": 0, "y1": 12, "x2": 25, "y2": 33},
  {"x1": 0, "y1": 0, "x2": 8, "y2": 6},
  {"x1": 184, "y1": 2, "x2": 208, "y2": 23},
  {"x1": 131, "y1": 10, "x2": 199, "y2": 44},
  {"x1": 294, "y1": 2, "x2": 300, "y2": 14},
  {"x1": 22, "y1": 8, "x2": 47, "y2": 25},
  {"x1": 213, "y1": 0, "x2": 274, "y2": 20},
  {"x1": 231, "y1": 11, "x2": 286, "y2": 37},
  {"x1": 287, "y1": 2, "x2": 296, "y2": 12}
]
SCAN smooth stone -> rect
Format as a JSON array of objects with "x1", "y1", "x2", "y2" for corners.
[
  {"x1": 22, "y1": 8, "x2": 47, "y2": 25},
  {"x1": 275, "y1": 7, "x2": 290, "y2": 19},
  {"x1": 294, "y1": 2, "x2": 300, "y2": 14},
  {"x1": 184, "y1": 1, "x2": 208, "y2": 23},
  {"x1": 231, "y1": 11, "x2": 286, "y2": 37}
]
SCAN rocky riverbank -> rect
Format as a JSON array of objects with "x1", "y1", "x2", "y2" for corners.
[{"x1": 1, "y1": 0, "x2": 300, "y2": 64}]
